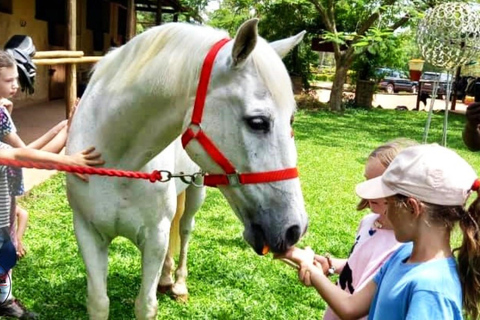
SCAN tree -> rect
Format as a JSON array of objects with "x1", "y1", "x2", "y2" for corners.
[
  {"x1": 208, "y1": 0, "x2": 323, "y2": 87},
  {"x1": 308, "y1": 0, "x2": 471, "y2": 111}
]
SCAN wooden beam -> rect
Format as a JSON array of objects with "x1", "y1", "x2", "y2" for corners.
[
  {"x1": 126, "y1": 0, "x2": 136, "y2": 41},
  {"x1": 34, "y1": 51, "x2": 84, "y2": 59},
  {"x1": 136, "y1": 6, "x2": 176, "y2": 13},
  {"x1": 33, "y1": 56, "x2": 103, "y2": 65},
  {"x1": 156, "y1": 0, "x2": 162, "y2": 25},
  {"x1": 65, "y1": 0, "x2": 77, "y2": 118}
]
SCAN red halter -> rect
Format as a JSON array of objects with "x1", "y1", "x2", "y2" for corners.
[{"x1": 181, "y1": 39, "x2": 299, "y2": 187}]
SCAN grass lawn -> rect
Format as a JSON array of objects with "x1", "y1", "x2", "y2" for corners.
[{"x1": 15, "y1": 108, "x2": 480, "y2": 319}]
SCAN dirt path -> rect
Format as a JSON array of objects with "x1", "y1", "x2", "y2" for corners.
[{"x1": 313, "y1": 81, "x2": 468, "y2": 113}]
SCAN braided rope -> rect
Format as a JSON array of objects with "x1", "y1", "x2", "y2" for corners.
[{"x1": 0, "y1": 158, "x2": 162, "y2": 183}]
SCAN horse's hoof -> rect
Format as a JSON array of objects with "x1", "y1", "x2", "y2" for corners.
[
  {"x1": 157, "y1": 284, "x2": 172, "y2": 294},
  {"x1": 173, "y1": 294, "x2": 188, "y2": 303}
]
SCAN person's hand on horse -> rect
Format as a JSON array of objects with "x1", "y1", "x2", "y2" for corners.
[
  {"x1": 68, "y1": 146, "x2": 105, "y2": 181},
  {"x1": 67, "y1": 98, "x2": 80, "y2": 135}
]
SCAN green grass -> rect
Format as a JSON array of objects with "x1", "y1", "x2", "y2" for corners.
[{"x1": 15, "y1": 108, "x2": 480, "y2": 319}]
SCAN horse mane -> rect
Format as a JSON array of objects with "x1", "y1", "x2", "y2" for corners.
[{"x1": 90, "y1": 22, "x2": 295, "y2": 112}]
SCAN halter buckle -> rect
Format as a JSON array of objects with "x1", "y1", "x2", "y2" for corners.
[{"x1": 227, "y1": 173, "x2": 241, "y2": 187}]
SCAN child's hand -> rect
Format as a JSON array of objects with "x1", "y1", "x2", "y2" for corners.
[
  {"x1": 67, "y1": 98, "x2": 80, "y2": 135},
  {"x1": 69, "y1": 147, "x2": 105, "y2": 181},
  {"x1": 275, "y1": 246, "x2": 315, "y2": 268},
  {"x1": 313, "y1": 254, "x2": 330, "y2": 275},
  {"x1": 0, "y1": 99, "x2": 13, "y2": 114},
  {"x1": 16, "y1": 241, "x2": 26, "y2": 259}
]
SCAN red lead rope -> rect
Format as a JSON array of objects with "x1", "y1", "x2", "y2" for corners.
[
  {"x1": 181, "y1": 38, "x2": 300, "y2": 187},
  {"x1": 0, "y1": 158, "x2": 163, "y2": 183}
]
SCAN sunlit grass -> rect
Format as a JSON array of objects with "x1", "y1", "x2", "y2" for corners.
[{"x1": 15, "y1": 108, "x2": 477, "y2": 319}]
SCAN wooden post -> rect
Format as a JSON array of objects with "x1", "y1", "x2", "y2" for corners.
[
  {"x1": 65, "y1": 0, "x2": 77, "y2": 119},
  {"x1": 126, "y1": 0, "x2": 136, "y2": 41},
  {"x1": 156, "y1": 0, "x2": 163, "y2": 25}
]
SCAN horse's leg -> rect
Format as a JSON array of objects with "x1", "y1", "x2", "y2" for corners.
[
  {"x1": 136, "y1": 209, "x2": 173, "y2": 319},
  {"x1": 171, "y1": 185, "x2": 206, "y2": 301},
  {"x1": 73, "y1": 213, "x2": 111, "y2": 320},
  {"x1": 158, "y1": 191, "x2": 186, "y2": 293}
]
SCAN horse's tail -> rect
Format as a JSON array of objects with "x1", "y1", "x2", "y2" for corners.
[{"x1": 168, "y1": 191, "x2": 186, "y2": 257}]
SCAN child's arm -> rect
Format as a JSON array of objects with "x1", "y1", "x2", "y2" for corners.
[
  {"x1": 26, "y1": 120, "x2": 68, "y2": 152},
  {"x1": 0, "y1": 146, "x2": 104, "y2": 168},
  {"x1": 277, "y1": 247, "x2": 376, "y2": 319},
  {"x1": 15, "y1": 206, "x2": 28, "y2": 259},
  {"x1": 2, "y1": 131, "x2": 27, "y2": 148}
]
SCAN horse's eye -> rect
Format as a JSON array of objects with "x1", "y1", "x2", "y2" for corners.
[{"x1": 245, "y1": 116, "x2": 270, "y2": 133}]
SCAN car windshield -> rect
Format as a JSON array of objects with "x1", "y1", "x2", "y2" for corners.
[{"x1": 421, "y1": 72, "x2": 452, "y2": 82}]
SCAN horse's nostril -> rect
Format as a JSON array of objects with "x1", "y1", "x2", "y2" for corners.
[{"x1": 285, "y1": 225, "x2": 301, "y2": 247}]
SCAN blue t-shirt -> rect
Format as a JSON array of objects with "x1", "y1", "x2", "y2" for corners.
[{"x1": 369, "y1": 243, "x2": 463, "y2": 320}]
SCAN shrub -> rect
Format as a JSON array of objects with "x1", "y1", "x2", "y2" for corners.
[{"x1": 295, "y1": 90, "x2": 328, "y2": 111}]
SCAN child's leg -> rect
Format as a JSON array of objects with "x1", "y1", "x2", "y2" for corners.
[{"x1": 0, "y1": 270, "x2": 11, "y2": 303}]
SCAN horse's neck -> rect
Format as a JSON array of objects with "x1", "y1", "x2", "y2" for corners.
[{"x1": 84, "y1": 91, "x2": 190, "y2": 171}]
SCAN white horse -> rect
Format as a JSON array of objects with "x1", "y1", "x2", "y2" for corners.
[{"x1": 66, "y1": 19, "x2": 307, "y2": 320}]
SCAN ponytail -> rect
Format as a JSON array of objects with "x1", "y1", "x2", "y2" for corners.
[{"x1": 457, "y1": 188, "x2": 480, "y2": 319}]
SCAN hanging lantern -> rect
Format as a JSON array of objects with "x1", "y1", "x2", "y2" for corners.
[{"x1": 417, "y1": 2, "x2": 480, "y2": 69}]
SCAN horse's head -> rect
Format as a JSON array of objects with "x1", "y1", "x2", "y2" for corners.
[{"x1": 183, "y1": 19, "x2": 308, "y2": 255}]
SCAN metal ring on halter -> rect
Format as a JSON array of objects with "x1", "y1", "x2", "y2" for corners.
[
  {"x1": 158, "y1": 170, "x2": 173, "y2": 182},
  {"x1": 226, "y1": 172, "x2": 241, "y2": 187}
]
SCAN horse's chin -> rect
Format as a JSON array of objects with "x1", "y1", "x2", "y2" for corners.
[{"x1": 243, "y1": 225, "x2": 267, "y2": 255}]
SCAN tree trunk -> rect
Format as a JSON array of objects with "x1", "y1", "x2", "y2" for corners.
[
  {"x1": 355, "y1": 80, "x2": 375, "y2": 108},
  {"x1": 329, "y1": 64, "x2": 348, "y2": 112}
]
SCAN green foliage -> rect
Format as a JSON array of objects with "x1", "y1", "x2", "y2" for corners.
[
  {"x1": 351, "y1": 30, "x2": 419, "y2": 82},
  {"x1": 207, "y1": 0, "x2": 322, "y2": 84},
  {"x1": 15, "y1": 109, "x2": 473, "y2": 319}
]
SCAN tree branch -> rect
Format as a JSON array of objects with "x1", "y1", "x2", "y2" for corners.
[
  {"x1": 389, "y1": 15, "x2": 410, "y2": 31},
  {"x1": 356, "y1": 0, "x2": 398, "y2": 36},
  {"x1": 308, "y1": 0, "x2": 341, "y2": 58}
]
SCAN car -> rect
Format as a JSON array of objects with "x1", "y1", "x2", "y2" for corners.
[
  {"x1": 419, "y1": 72, "x2": 454, "y2": 100},
  {"x1": 377, "y1": 68, "x2": 418, "y2": 94}
]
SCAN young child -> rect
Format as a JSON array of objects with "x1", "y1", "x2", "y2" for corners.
[
  {"x1": 0, "y1": 50, "x2": 96, "y2": 318},
  {"x1": 0, "y1": 144, "x2": 103, "y2": 319},
  {"x1": 279, "y1": 144, "x2": 479, "y2": 319},
  {"x1": 316, "y1": 138, "x2": 417, "y2": 320},
  {"x1": 0, "y1": 49, "x2": 70, "y2": 261}
]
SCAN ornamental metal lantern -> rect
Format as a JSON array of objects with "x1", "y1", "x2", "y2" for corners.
[
  {"x1": 417, "y1": 2, "x2": 480, "y2": 70},
  {"x1": 416, "y1": 2, "x2": 480, "y2": 145}
]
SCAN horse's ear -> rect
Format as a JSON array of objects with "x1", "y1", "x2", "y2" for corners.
[
  {"x1": 270, "y1": 31, "x2": 306, "y2": 59},
  {"x1": 231, "y1": 19, "x2": 259, "y2": 68}
]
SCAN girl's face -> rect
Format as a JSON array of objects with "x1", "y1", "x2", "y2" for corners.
[
  {"x1": 0, "y1": 66, "x2": 19, "y2": 99},
  {"x1": 364, "y1": 157, "x2": 392, "y2": 228},
  {"x1": 386, "y1": 196, "x2": 413, "y2": 242}
]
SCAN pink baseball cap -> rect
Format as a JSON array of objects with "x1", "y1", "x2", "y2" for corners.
[{"x1": 356, "y1": 144, "x2": 478, "y2": 206}]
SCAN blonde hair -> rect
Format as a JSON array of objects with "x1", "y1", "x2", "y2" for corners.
[
  {"x1": 0, "y1": 51, "x2": 15, "y2": 69},
  {"x1": 356, "y1": 138, "x2": 418, "y2": 211}
]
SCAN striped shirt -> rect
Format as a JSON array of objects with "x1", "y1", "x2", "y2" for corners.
[{"x1": 0, "y1": 143, "x2": 12, "y2": 229}]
